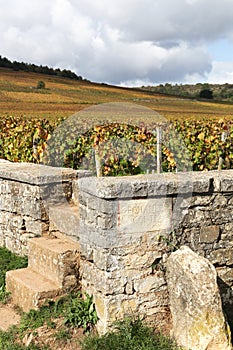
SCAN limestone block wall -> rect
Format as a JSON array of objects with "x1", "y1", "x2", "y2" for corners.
[
  {"x1": 173, "y1": 171, "x2": 233, "y2": 324},
  {"x1": 77, "y1": 171, "x2": 233, "y2": 333},
  {"x1": 0, "y1": 162, "x2": 77, "y2": 255}
]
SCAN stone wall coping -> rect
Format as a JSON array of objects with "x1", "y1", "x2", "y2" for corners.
[
  {"x1": 1, "y1": 161, "x2": 233, "y2": 194},
  {"x1": 78, "y1": 170, "x2": 233, "y2": 199},
  {"x1": 0, "y1": 162, "x2": 78, "y2": 185}
]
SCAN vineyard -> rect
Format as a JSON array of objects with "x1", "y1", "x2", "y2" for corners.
[
  {"x1": 1, "y1": 68, "x2": 233, "y2": 174},
  {"x1": 1, "y1": 114, "x2": 233, "y2": 174}
]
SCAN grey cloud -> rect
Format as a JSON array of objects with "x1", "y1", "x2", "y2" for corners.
[
  {"x1": 85, "y1": 0, "x2": 233, "y2": 43},
  {"x1": 85, "y1": 42, "x2": 211, "y2": 84},
  {"x1": 0, "y1": 0, "x2": 232, "y2": 85}
]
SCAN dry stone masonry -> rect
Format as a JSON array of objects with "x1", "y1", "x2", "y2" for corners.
[
  {"x1": 1, "y1": 161, "x2": 233, "y2": 344},
  {"x1": 0, "y1": 161, "x2": 77, "y2": 255}
]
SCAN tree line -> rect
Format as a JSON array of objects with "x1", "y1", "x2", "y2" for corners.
[
  {"x1": 0, "y1": 55, "x2": 84, "y2": 81},
  {"x1": 140, "y1": 82, "x2": 233, "y2": 102}
]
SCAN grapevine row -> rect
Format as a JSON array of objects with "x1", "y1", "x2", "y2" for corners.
[{"x1": 0, "y1": 115, "x2": 232, "y2": 174}]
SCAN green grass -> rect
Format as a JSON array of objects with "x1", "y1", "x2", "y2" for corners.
[
  {"x1": 0, "y1": 327, "x2": 45, "y2": 350},
  {"x1": 0, "y1": 247, "x2": 28, "y2": 285},
  {"x1": 0, "y1": 315, "x2": 184, "y2": 350},
  {"x1": 81, "y1": 317, "x2": 183, "y2": 350},
  {"x1": 0, "y1": 247, "x2": 28, "y2": 303},
  {"x1": 18, "y1": 293, "x2": 98, "y2": 334},
  {"x1": 64, "y1": 292, "x2": 98, "y2": 331},
  {"x1": 0, "y1": 293, "x2": 98, "y2": 349}
]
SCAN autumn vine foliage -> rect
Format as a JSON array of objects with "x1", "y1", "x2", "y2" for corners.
[
  {"x1": 62, "y1": 123, "x2": 159, "y2": 175},
  {"x1": 1, "y1": 115, "x2": 233, "y2": 174},
  {"x1": 173, "y1": 118, "x2": 233, "y2": 171},
  {"x1": 0, "y1": 116, "x2": 60, "y2": 163}
]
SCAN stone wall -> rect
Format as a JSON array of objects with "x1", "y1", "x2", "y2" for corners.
[
  {"x1": 77, "y1": 171, "x2": 233, "y2": 333},
  {"x1": 0, "y1": 161, "x2": 77, "y2": 255},
  {"x1": 1, "y1": 161, "x2": 233, "y2": 334}
]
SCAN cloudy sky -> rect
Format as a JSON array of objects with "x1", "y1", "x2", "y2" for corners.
[{"x1": 1, "y1": 0, "x2": 233, "y2": 86}]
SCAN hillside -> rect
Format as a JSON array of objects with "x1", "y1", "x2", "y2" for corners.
[
  {"x1": 1, "y1": 68, "x2": 233, "y2": 121},
  {"x1": 139, "y1": 82, "x2": 233, "y2": 103}
]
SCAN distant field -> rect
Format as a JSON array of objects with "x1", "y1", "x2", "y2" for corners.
[{"x1": 1, "y1": 68, "x2": 233, "y2": 121}]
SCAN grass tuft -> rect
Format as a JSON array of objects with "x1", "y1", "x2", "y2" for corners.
[
  {"x1": 81, "y1": 317, "x2": 183, "y2": 350},
  {"x1": 0, "y1": 247, "x2": 28, "y2": 303}
]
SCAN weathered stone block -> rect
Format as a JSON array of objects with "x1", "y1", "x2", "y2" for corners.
[
  {"x1": 40, "y1": 182, "x2": 73, "y2": 204},
  {"x1": 213, "y1": 194, "x2": 228, "y2": 208},
  {"x1": 79, "y1": 172, "x2": 212, "y2": 200},
  {"x1": 121, "y1": 248, "x2": 162, "y2": 271},
  {"x1": 49, "y1": 204, "x2": 80, "y2": 240},
  {"x1": 117, "y1": 197, "x2": 172, "y2": 234},
  {"x1": 80, "y1": 260, "x2": 126, "y2": 295},
  {"x1": 216, "y1": 266, "x2": 233, "y2": 287},
  {"x1": 220, "y1": 174, "x2": 233, "y2": 192},
  {"x1": 97, "y1": 215, "x2": 115, "y2": 230},
  {"x1": 166, "y1": 246, "x2": 232, "y2": 350},
  {"x1": 209, "y1": 248, "x2": 233, "y2": 266},
  {"x1": 0, "y1": 162, "x2": 77, "y2": 185},
  {"x1": 28, "y1": 237, "x2": 80, "y2": 288},
  {"x1": 6, "y1": 268, "x2": 62, "y2": 312},
  {"x1": 79, "y1": 192, "x2": 117, "y2": 215},
  {"x1": 25, "y1": 219, "x2": 48, "y2": 236},
  {"x1": 134, "y1": 274, "x2": 166, "y2": 294},
  {"x1": 199, "y1": 225, "x2": 220, "y2": 243},
  {"x1": 91, "y1": 292, "x2": 139, "y2": 334}
]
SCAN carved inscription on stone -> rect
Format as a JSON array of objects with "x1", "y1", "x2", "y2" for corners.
[{"x1": 117, "y1": 198, "x2": 172, "y2": 233}]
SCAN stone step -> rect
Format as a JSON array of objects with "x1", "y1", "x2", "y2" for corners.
[
  {"x1": 28, "y1": 237, "x2": 80, "y2": 288},
  {"x1": 6, "y1": 267, "x2": 62, "y2": 312},
  {"x1": 49, "y1": 203, "x2": 80, "y2": 242}
]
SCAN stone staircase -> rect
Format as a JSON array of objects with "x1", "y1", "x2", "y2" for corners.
[{"x1": 6, "y1": 235, "x2": 80, "y2": 312}]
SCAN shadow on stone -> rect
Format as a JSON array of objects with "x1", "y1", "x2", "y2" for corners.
[{"x1": 218, "y1": 276, "x2": 233, "y2": 336}]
